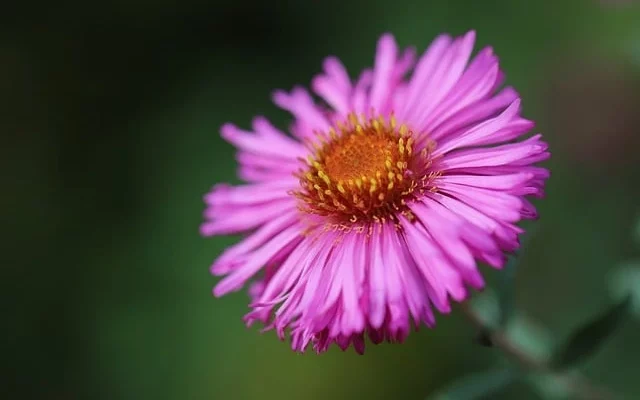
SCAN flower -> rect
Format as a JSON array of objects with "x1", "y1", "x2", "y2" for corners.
[{"x1": 201, "y1": 31, "x2": 549, "y2": 354}]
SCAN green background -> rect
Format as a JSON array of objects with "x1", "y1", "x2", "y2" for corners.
[{"x1": 4, "y1": 1, "x2": 640, "y2": 399}]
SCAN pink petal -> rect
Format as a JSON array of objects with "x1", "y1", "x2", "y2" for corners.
[
  {"x1": 213, "y1": 225, "x2": 303, "y2": 296},
  {"x1": 369, "y1": 33, "x2": 398, "y2": 114}
]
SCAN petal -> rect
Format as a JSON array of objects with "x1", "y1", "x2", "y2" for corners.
[
  {"x1": 437, "y1": 182, "x2": 525, "y2": 221},
  {"x1": 272, "y1": 86, "x2": 331, "y2": 138},
  {"x1": 221, "y1": 121, "x2": 303, "y2": 160},
  {"x1": 434, "y1": 99, "x2": 522, "y2": 155},
  {"x1": 201, "y1": 178, "x2": 298, "y2": 236},
  {"x1": 211, "y1": 211, "x2": 299, "y2": 275},
  {"x1": 398, "y1": 34, "x2": 452, "y2": 122},
  {"x1": 351, "y1": 69, "x2": 373, "y2": 115},
  {"x1": 204, "y1": 181, "x2": 296, "y2": 206},
  {"x1": 382, "y1": 244, "x2": 411, "y2": 341},
  {"x1": 369, "y1": 33, "x2": 399, "y2": 114},
  {"x1": 400, "y1": 217, "x2": 465, "y2": 311},
  {"x1": 252, "y1": 117, "x2": 307, "y2": 155},
  {"x1": 339, "y1": 234, "x2": 366, "y2": 335},
  {"x1": 384, "y1": 223, "x2": 435, "y2": 327},
  {"x1": 409, "y1": 201, "x2": 485, "y2": 288},
  {"x1": 431, "y1": 192, "x2": 521, "y2": 252},
  {"x1": 312, "y1": 56, "x2": 352, "y2": 114},
  {"x1": 368, "y1": 225, "x2": 387, "y2": 328},
  {"x1": 412, "y1": 31, "x2": 477, "y2": 130},
  {"x1": 213, "y1": 225, "x2": 303, "y2": 296},
  {"x1": 439, "y1": 134, "x2": 549, "y2": 170},
  {"x1": 424, "y1": 47, "x2": 501, "y2": 132},
  {"x1": 431, "y1": 87, "x2": 519, "y2": 141},
  {"x1": 249, "y1": 236, "x2": 320, "y2": 311}
]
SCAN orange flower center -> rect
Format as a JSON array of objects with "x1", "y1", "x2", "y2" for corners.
[
  {"x1": 293, "y1": 113, "x2": 438, "y2": 227},
  {"x1": 324, "y1": 134, "x2": 398, "y2": 183}
]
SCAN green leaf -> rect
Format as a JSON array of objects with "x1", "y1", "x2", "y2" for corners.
[
  {"x1": 506, "y1": 314, "x2": 553, "y2": 360},
  {"x1": 469, "y1": 288, "x2": 500, "y2": 328},
  {"x1": 550, "y1": 295, "x2": 632, "y2": 370},
  {"x1": 608, "y1": 262, "x2": 640, "y2": 318},
  {"x1": 427, "y1": 368, "x2": 516, "y2": 400},
  {"x1": 526, "y1": 372, "x2": 571, "y2": 400}
]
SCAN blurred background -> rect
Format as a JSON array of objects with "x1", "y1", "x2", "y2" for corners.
[{"x1": 4, "y1": 0, "x2": 640, "y2": 399}]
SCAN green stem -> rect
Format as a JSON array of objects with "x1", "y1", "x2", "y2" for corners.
[{"x1": 459, "y1": 302, "x2": 623, "y2": 400}]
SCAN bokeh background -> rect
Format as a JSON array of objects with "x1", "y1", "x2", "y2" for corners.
[{"x1": 4, "y1": 0, "x2": 640, "y2": 399}]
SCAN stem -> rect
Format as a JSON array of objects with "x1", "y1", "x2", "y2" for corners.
[{"x1": 459, "y1": 302, "x2": 623, "y2": 400}]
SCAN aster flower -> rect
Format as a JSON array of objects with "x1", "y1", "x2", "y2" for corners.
[{"x1": 201, "y1": 31, "x2": 549, "y2": 354}]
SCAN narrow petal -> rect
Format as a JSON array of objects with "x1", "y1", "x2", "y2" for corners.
[
  {"x1": 400, "y1": 216, "x2": 466, "y2": 312},
  {"x1": 434, "y1": 99, "x2": 521, "y2": 155},
  {"x1": 409, "y1": 201, "x2": 485, "y2": 288},
  {"x1": 398, "y1": 34, "x2": 452, "y2": 122},
  {"x1": 438, "y1": 134, "x2": 548, "y2": 170},
  {"x1": 213, "y1": 225, "x2": 303, "y2": 296},
  {"x1": 201, "y1": 200, "x2": 296, "y2": 236},
  {"x1": 211, "y1": 211, "x2": 299, "y2": 275},
  {"x1": 385, "y1": 223, "x2": 435, "y2": 326},
  {"x1": 369, "y1": 33, "x2": 398, "y2": 114},
  {"x1": 431, "y1": 87, "x2": 519, "y2": 141},
  {"x1": 272, "y1": 87, "x2": 332, "y2": 138},
  {"x1": 351, "y1": 69, "x2": 373, "y2": 115},
  {"x1": 312, "y1": 56, "x2": 352, "y2": 115},
  {"x1": 368, "y1": 226, "x2": 387, "y2": 328},
  {"x1": 424, "y1": 47, "x2": 501, "y2": 132},
  {"x1": 412, "y1": 31, "x2": 477, "y2": 130}
]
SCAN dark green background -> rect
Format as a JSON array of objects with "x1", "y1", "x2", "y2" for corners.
[{"x1": 4, "y1": 1, "x2": 640, "y2": 399}]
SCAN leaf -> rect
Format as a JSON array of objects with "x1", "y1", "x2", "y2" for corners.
[
  {"x1": 506, "y1": 314, "x2": 553, "y2": 360},
  {"x1": 427, "y1": 368, "x2": 516, "y2": 400},
  {"x1": 526, "y1": 372, "x2": 571, "y2": 400},
  {"x1": 469, "y1": 288, "x2": 500, "y2": 328},
  {"x1": 608, "y1": 262, "x2": 640, "y2": 318},
  {"x1": 550, "y1": 295, "x2": 632, "y2": 370}
]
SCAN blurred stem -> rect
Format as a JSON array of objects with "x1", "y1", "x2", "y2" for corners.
[{"x1": 459, "y1": 302, "x2": 622, "y2": 400}]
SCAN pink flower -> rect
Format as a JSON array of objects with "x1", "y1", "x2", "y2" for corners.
[{"x1": 201, "y1": 31, "x2": 549, "y2": 354}]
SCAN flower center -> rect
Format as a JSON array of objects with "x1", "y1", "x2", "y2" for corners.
[
  {"x1": 324, "y1": 134, "x2": 397, "y2": 183},
  {"x1": 293, "y1": 114, "x2": 438, "y2": 226}
]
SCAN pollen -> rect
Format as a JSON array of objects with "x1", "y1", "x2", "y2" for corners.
[
  {"x1": 324, "y1": 134, "x2": 395, "y2": 183},
  {"x1": 293, "y1": 113, "x2": 437, "y2": 226}
]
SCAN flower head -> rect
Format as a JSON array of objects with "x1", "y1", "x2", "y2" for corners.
[{"x1": 201, "y1": 31, "x2": 549, "y2": 354}]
